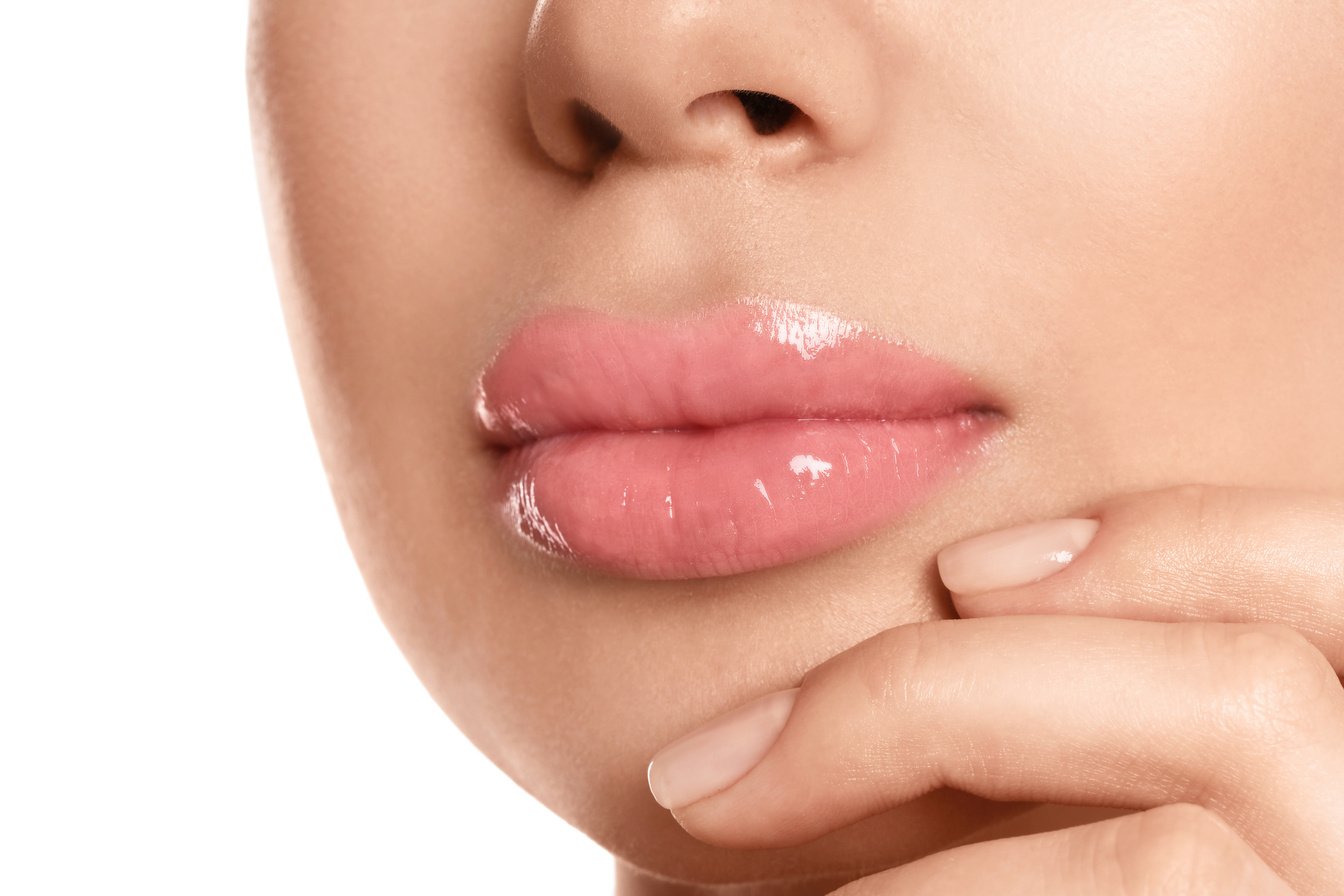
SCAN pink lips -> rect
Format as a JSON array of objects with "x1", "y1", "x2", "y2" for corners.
[{"x1": 475, "y1": 300, "x2": 1004, "y2": 580}]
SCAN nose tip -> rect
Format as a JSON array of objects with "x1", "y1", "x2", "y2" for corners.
[{"x1": 523, "y1": 1, "x2": 883, "y2": 176}]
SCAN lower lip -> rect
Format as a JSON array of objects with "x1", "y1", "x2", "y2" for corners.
[{"x1": 497, "y1": 411, "x2": 1001, "y2": 580}]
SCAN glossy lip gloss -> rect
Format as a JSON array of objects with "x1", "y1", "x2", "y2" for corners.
[{"x1": 475, "y1": 298, "x2": 1006, "y2": 580}]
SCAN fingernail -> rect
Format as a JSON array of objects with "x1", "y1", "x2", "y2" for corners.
[
  {"x1": 937, "y1": 517, "x2": 1100, "y2": 595},
  {"x1": 646, "y1": 687, "x2": 799, "y2": 811}
]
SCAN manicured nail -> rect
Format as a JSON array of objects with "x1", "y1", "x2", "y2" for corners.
[
  {"x1": 646, "y1": 687, "x2": 799, "y2": 811},
  {"x1": 937, "y1": 518, "x2": 1099, "y2": 595}
]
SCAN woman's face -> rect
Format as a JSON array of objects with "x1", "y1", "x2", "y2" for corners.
[{"x1": 248, "y1": 0, "x2": 1344, "y2": 887}]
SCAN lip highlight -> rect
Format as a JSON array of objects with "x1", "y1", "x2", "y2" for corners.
[{"x1": 475, "y1": 299, "x2": 1004, "y2": 579}]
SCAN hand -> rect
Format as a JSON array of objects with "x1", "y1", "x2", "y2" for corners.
[{"x1": 646, "y1": 485, "x2": 1344, "y2": 894}]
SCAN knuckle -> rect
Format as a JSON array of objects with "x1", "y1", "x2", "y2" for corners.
[
  {"x1": 832, "y1": 621, "x2": 964, "y2": 786},
  {"x1": 1101, "y1": 485, "x2": 1246, "y2": 597},
  {"x1": 1162, "y1": 483, "x2": 1240, "y2": 536},
  {"x1": 853, "y1": 622, "x2": 1013, "y2": 789},
  {"x1": 1192, "y1": 623, "x2": 1336, "y2": 748},
  {"x1": 853, "y1": 621, "x2": 944, "y2": 710},
  {"x1": 1132, "y1": 484, "x2": 1251, "y2": 564},
  {"x1": 1107, "y1": 804, "x2": 1259, "y2": 895}
]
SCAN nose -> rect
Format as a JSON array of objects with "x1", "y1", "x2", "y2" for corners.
[{"x1": 523, "y1": 0, "x2": 884, "y2": 176}]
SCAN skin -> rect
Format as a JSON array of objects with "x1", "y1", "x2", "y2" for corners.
[{"x1": 246, "y1": 1, "x2": 1344, "y2": 892}]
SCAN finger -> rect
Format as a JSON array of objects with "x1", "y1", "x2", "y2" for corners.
[
  {"x1": 646, "y1": 617, "x2": 1344, "y2": 894},
  {"x1": 827, "y1": 804, "x2": 1294, "y2": 896},
  {"x1": 935, "y1": 485, "x2": 1344, "y2": 669}
]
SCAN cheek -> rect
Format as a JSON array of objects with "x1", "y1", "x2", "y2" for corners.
[
  {"x1": 1014, "y1": 1, "x2": 1342, "y2": 247},
  {"x1": 948, "y1": 0, "x2": 1344, "y2": 481}
]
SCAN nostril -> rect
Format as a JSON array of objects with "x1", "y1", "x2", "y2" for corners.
[
  {"x1": 565, "y1": 90, "x2": 802, "y2": 173},
  {"x1": 571, "y1": 100, "x2": 623, "y2": 166},
  {"x1": 731, "y1": 90, "x2": 799, "y2": 136}
]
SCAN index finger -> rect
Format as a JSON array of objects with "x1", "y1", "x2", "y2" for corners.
[{"x1": 938, "y1": 485, "x2": 1344, "y2": 668}]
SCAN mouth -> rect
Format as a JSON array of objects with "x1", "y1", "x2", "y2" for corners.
[{"x1": 474, "y1": 298, "x2": 1007, "y2": 580}]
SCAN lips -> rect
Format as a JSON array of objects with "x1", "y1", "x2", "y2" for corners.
[{"x1": 475, "y1": 299, "x2": 1005, "y2": 580}]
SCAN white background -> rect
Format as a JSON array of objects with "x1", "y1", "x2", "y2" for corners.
[{"x1": 1, "y1": 4, "x2": 611, "y2": 893}]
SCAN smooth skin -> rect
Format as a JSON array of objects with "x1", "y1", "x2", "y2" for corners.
[
  {"x1": 247, "y1": 1, "x2": 1344, "y2": 893},
  {"x1": 662, "y1": 486, "x2": 1344, "y2": 892}
]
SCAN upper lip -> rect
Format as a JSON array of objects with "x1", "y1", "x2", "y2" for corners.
[{"x1": 475, "y1": 297, "x2": 1003, "y2": 448}]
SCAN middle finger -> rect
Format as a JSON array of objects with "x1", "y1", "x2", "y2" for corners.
[{"x1": 647, "y1": 616, "x2": 1344, "y2": 893}]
